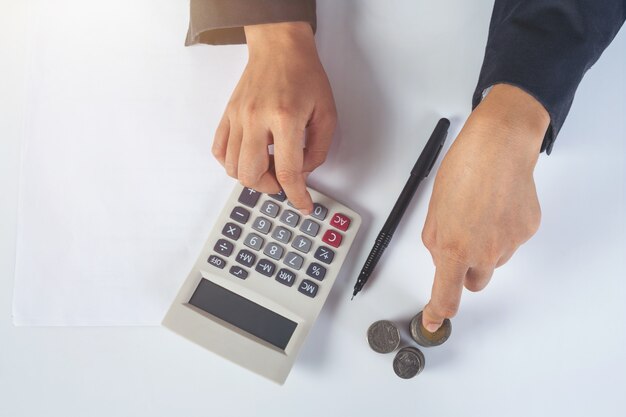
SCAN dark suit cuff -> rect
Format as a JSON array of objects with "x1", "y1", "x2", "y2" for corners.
[{"x1": 472, "y1": 0, "x2": 625, "y2": 155}]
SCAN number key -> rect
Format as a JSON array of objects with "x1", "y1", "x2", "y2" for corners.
[
  {"x1": 299, "y1": 219, "x2": 320, "y2": 237},
  {"x1": 252, "y1": 216, "x2": 272, "y2": 234},
  {"x1": 260, "y1": 200, "x2": 280, "y2": 218},
  {"x1": 280, "y1": 210, "x2": 300, "y2": 228},
  {"x1": 263, "y1": 243, "x2": 284, "y2": 260},
  {"x1": 271, "y1": 226, "x2": 292, "y2": 244},
  {"x1": 283, "y1": 252, "x2": 304, "y2": 270},
  {"x1": 244, "y1": 233, "x2": 264, "y2": 251}
]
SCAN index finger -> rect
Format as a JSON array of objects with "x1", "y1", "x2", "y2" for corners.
[
  {"x1": 422, "y1": 256, "x2": 468, "y2": 333},
  {"x1": 273, "y1": 124, "x2": 313, "y2": 214}
]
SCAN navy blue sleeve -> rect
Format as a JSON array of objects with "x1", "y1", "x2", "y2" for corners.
[{"x1": 473, "y1": 0, "x2": 625, "y2": 154}]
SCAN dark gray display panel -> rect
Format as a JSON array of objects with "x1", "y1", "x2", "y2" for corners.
[{"x1": 188, "y1": 278, "x2": 297, "y2": 350}]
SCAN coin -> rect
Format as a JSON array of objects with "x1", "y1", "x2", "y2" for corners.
[
  {"x1": 367, "y1": 320, "x2": 401, "y2": 354},
  {"x1": 393, "y1": 346, "x2": 425, "y2": 379},
  {"x1": 409, "y1": 310, "x2": 452, "y2": 347}
]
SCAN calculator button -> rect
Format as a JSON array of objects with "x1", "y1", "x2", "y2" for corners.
[
  {"x1": 299, "y1": 219, "x2": 320, "y2": 237},
  {"x1": 275, "y1": 268, "x2": 296, "y2": 287},
  {"x1": 291, "y1": 235, "x2": 312, "y2": 253},
  {"x1": 243, "y1": 233, "x2": 264, "y2": 251},
  {"x1": 283, "y1": 252, "x2": 304, "y2": 270},
  {"x1": 229, "y1": 206, "x2": 250, "y2": 224},
  {"x1": 238, "y1": 187, "x2": 261, "y2": 208},
  {"x1": 263, "y1": 243, "x2": 284, "y2": 260},
  {"x1": 306, "y1": 262, "x2": 327, "y2": 281},
  {"x1": 314, "y1": 246, "x2": 335, "y2": 264},
  {"x1": 322, "y1": 229, "x2": 343, "y2": 248},
  {"x1": 330, "y1": 213, "x2": 351, "y2": 231},
  {"x1": 298, "y1": 279, "x2": 319, "y2": 298},
  {"x1": 222, "y1": 223, "x2": 242, "y2": 241},
  {"x1": 269, "y1": 190, "x2": 286, "y2": 202},
  {"x1": 214, "y1": 239, "x2": 234, "y2": 257},
  {"x1": 229, "y1": 266, "x2": 248, "y2": 279},
  {"x1": 311, "y1": 203, "x2": 328, "y2": 221},
  {"x1": 260, "y1": 200, "x2": 280, "y2": 218},
  {"x1": 236, "y1": 249, "x2": 256, "y2": 267},
  {"x1": 279, "y1": 210, "x2": 300, "y2": 228},
  {"x1": 208, "y1": 255, "x2": 226, "y2": 269},
  {"x1": 252, "y1": 216, "x2": 273, "y2": 234},
  {"x1": 271, "y1": 226, "x2": 292, "y2": 244},
  {"x1": 255, "y1": 259, "x2": 276, "y2": 277}
]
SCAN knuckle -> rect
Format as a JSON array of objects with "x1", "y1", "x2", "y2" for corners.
[
  {"x1": 464, "y1": 279, "x2": 485, "y2": 293},
  {"x1": 305, "y1": 150, "x2": 327, "y2": 169},
  {"x1": 224, "y1": 162, "x2": 238, "y2": 178},
  {"x1": 275, "y1": 169, "x2": 300, "y2": 186},
  {"x1": 421, "y1": 228, "x2": 436, "y2": 249},
  {"x1": 439, "y1": 244, "x2": 470, "y2": 265},
  {"x1": 211, "y1": 144, "x2": 225, "y2": 161},
  {"x1": 237, "y1": 169, "x2": 261, "y2": 188}
]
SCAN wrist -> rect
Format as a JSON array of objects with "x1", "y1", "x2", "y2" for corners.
[
  {"x1": 244, "y1": 22, "x2": 316, "y2": 58},
  {"x1": 471, "y1": 84, "x2": 551, "y2": 159}
]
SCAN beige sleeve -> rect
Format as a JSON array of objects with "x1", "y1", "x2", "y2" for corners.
[{"x1": 186, "y1": 0, "x2": 317, "y2": 45}]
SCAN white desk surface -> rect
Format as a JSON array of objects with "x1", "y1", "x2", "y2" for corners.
[{"x1": 1, "y1": 1, "x2": 625, "y2": 416}]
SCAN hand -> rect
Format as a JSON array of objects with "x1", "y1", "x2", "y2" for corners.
[
  {"x1": 421, "y1": 84, "x2": 550, "y2": 332},
  {"x1": 212, "y1": 22, "x2": 337, "y2": 214}
]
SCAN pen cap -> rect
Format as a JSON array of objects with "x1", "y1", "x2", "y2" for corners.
[{"x1": 411, "y1": 118, "x2": 450, "y2": 177}]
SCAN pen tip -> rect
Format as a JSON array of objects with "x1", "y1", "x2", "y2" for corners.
[{"x1": 350, "y1": 295, "x2": 354, "y2": 301}]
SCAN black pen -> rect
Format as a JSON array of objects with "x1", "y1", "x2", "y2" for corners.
[{"x1": 351, "y1": 118, "x2": 450, "y2": 300}]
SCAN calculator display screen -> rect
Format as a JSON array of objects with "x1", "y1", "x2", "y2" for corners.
[{"x1": 188, "y1": 278, "x2": 298, "y2": 350}]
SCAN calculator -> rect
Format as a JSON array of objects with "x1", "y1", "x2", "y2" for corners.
[{"x1": 162, "y1": 183, "x2": 361, "y2": 384}]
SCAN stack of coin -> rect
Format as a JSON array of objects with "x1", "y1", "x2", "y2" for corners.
[
  {"x1": 367, "y1": 310, "x2": 452, "y2": 379},
  {"x1": 409, "y1": 311, "x2": 452, "y2": 347},
  {"x1": 393, "y1": 347, "x2": 425, "y2": 379}
]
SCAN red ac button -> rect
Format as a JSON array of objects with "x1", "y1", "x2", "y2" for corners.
[{"x1": 330, "y1": 213, "x2": 351, "y2": 231}]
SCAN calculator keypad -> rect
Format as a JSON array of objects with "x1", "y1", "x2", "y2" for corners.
[
  {"x1": 292, "y1": 235, "x2": 312, "y2": 253},
  {"x1": 214, "y1": 239, "x2": 234, "y2": 257},
  {"x1": 252, "y1": 216, "x2": 272, "y2": 234},
  {"x1": 222, "y1": 223, "x2": 242, "y2": 240},
  {"x1": 256, "y1": 259, "x2": 276, "y2": 277},
  {"x1": 244, "y1": 233, "x2": 264, "y2": 251},
  {"x1": 299, "y1": 219, "x2": 320, "y2": 237},
  {"x1": 230, "y1": 206, "x2": 250, "y2": 224},
  {"x1": 263, "y1": 243, "x2": 284, "y2": 260},
  {"x1": 238, "y1": 188, "x2": 261, "y2": 208},
  {"x1": 284, "y1": 252, "x2": 304, "y2": 270},
  {"x1": 236, "y1": 249, "x2": 256, "y2": 267},
  {"x1": 280, "y1": 210, "x2": 300, "y2": 228},
  {"x1": 271, "y1": 226, "x2": 292, "y2": 244},
  {"x1": 209, "y1": 187, "x2": 354, "y2": 300}
]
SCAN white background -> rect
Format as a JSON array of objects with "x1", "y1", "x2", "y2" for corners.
[{"x1": 1, "y1": 0, "x2": 625, "y2": 416}]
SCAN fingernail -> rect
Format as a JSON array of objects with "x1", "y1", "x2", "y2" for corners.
[
  {"x1": 300, "y1": 208, "x2": 311, "y2": 216},
  {"x1": 425, "y1": 322, "x2": 441, "y2": 333}
]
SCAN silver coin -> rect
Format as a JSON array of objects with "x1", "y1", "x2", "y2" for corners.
[
  {"x1": 393, "y1": 346, "x2": 425, "y2": 379},
  {"x1": 409, "y1": 310, "x2": 452, "y2": 347},
  {"x1": 367, "y1": 320, "x2": 401, "y2": 354}
]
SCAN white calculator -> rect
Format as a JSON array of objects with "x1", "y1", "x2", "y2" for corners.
[{"x1": 163, "y1": 183, "x2": 361, "y2": 384}]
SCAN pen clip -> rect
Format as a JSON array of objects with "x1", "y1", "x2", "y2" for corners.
[{"x1": 425, "y1": 143, "x2": 444, "y2": 178}]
